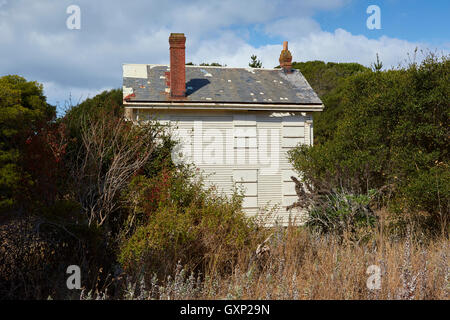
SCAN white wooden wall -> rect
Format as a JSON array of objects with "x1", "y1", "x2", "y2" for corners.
[{"x1": 131, "y1": 108, "x2": 313, "y2": 225}]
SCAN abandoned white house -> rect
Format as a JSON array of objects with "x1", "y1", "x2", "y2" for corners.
[{"x1": 122, "y1": 33, "x2": 323, "y2": 224}]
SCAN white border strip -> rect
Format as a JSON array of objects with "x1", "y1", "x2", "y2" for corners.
[{"x1": 123, "y1": 102, "x2": 324, "y2": 112}]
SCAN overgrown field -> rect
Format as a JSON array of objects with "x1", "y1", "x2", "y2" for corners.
[
  {"x1": 0, "y1": 53, "x2": 448, "y2": 300},
  {"x1": 80, "y1": 215, "x2": 449, "y2": 300}
]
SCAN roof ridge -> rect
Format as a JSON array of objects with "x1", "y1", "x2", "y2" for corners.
[
  {"x1": 186, "y1": 65, "x2": 280, "y2": 71},
  {"x1": 122, "y1": 63, "x2": 283, "y2": 71}
]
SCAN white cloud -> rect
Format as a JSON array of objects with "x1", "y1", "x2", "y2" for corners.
[
  {"x1": 187, "y1": 29, "x2": 430, "y2": 70},
  {"x1": 287, "y1": 29, "x2": 426, "y2": 68},
  {"x1": 0, "y1": 0, "x2": 446, "y2": 112},
  {"x1": 264, "y1": 17, "x2": 322, "y2": 39}
]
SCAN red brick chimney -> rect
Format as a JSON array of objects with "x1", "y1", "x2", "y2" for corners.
[
  {"x1": 169, "y1": 33, "x2": 186, "y2": 98},
  {"x1": 279, "y1": 41, "x2": 292, "y2": 73}
]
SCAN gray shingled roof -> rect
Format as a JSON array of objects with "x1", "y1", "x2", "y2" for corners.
[{"x1": 123, "y1": 64, "x2": 322, "y2": 105}]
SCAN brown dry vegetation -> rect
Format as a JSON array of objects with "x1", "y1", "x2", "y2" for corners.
[
  {"x1": 81, "y1": 209, "x2": 448, "y2": 301},
  {"x1": 204, "y1": 224, "x2": 448, "y2": 300}
]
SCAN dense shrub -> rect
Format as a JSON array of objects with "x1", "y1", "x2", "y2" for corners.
[
  {"x1": 0, "y1": 75, "x2": 55, "y2": 211},
  {"x1": 306, "y1": 190, "x2": 377, "y2": 239},
  {"x1": 286, "y1": 176, "x2": 377, "y2": 240},
  {"x1": 292, "y1": 61, "x2": 370, "y2": 144},
  {"x1": 0, "y1": 86, "x2": 173, "y2": 299},
  {"x1": 289, "y1": 53, "x2": 449, "y2": 235},
  {"x1": 292, "y1": 60, "x2": 370, "y2": 98},
  {"x1": 118, "y1": 168, "x2": 260, "y2": 281}
]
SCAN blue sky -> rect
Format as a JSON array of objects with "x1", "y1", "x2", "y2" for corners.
[
  {"x1": 0, "y1": 0, "x2": 448, "y2": 115},
  {"x1": 315, "y1": 0, "x2": 450, "y2": 45},
  {"x1": 245, "y1": 0, "x2": 450, "y2": 48}
]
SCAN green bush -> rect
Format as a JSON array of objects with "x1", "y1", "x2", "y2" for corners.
[
  {"x1": 292, "y1": 60, "x2": 370, "y2": 98},
  {"x1": 118, "y1": 169, "x2": 259, "y2": 280},
  {"x1": 289, "y1": 53, "x2": 449, "y2": 235},
  {"x1": 390, "y1": 163, "x2": 450, "y2": 235},
  {"x1": 305, "y1": 189, "x2": 378, "y2": 240},
  {"x1": 292, "y1": 61, "x2": 370, "y2": 144},
  {"x1": 0, "y1": 75, "x2": 55, "y2": 211}
]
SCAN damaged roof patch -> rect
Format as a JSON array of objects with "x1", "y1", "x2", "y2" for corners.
[
  {"x1": 200, "y1": 69, "x2": 213, "y2": 77},
  {"x1": 123, "y1": 64, "x2": 322, "y2": 105},
  {"x1": 123, "y1": 86, "x2": 133, "y2": 95},
  {"x1": 123, "y1": 64, "x2": 148, "y2": 79}
]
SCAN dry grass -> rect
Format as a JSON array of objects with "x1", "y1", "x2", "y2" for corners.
[
  {"x1": 197, "y1": 226, "x2": 448, "y2": 300},
  {"x1": 88, "y1": 210, "x2": 448, "y2": 300}
]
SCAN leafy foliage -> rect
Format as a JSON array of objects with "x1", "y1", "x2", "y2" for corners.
[
  {"x1": 199, "y1": 62, "x2": 225, "y2": 66},
  {"x1": 289, "y1": 53, "x2": 450, "y2": 235},
  {"x1": 292, "y1": 60, "x2": 370, "y2": 144},
  {"x1": 186, "y1": 62, "x2": 226, "y2": 66},
  {"x1": 371, "y1": 53, "x2": 384, "y2": 72},
  {"x1": 118, "y1": 167, "x2": 259, "y2": 280},
  {"x1": 0, "y1": 75, "x2": 55, "y2": 211},
  {"x1": 306, "y1": 190, "x2": 377, "y2": 239},
  {"x1": 0, "y1": 81, "x2": 260, "y2": 299},
  {"x1": 249, "y1": 55, "x2": 262, "y2": 68},
  {"x1": 292, "y1": 60, "x2": 370, "y2": 98}
]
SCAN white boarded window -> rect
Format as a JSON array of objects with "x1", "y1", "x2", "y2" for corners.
[
  {"x1": 234, "y1": 127, "x2": 257, "y2": 149},
  {"x1": 234, "y1": 114, "x2": 257, "y2": 164},
  {"x1": 233, "y1": 169, "x2": 258, "y2": 209},
  {"x1": 282, "y1": 116, "x2": 305, "y2": 149},
  {"x1": 239, "y1": 183, "x2": 258, "y2": 196},
  {"x1": 169, "y1": 117, "x2": 196, "y2": 164},
  {"x1": 243, "y1": 196, "x2": 258, "y2": 208}
]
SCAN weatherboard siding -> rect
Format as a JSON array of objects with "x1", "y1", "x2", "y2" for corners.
[{"x1": 132, "y1": 109, "x2": 311, "y2": 225}]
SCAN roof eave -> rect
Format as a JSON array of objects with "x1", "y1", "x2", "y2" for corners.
[{"x1": 123, "y1": 101, "x2": 324, "y2": 112}]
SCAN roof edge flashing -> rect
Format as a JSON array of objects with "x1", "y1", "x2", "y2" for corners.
[{"x1": 123, "y1": 101, "x2": 324, "y2": 112}]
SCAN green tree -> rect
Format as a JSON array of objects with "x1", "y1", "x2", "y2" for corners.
[
  {"x1": 292, "y1": 60, "x2": 369, "y2": 98},
  {"x1": 371, "y1": 53, "x2": 383, "y2": 72},
  {"x1": 0, "y1": 75, "x2": 55, "y2": 210},
  {"x1": 199, "y1": 62, "x2": 224, "y2": 66},
  {"x1": 249, "y1": 55, "x2": 262, "y2": 68},
  {"x1": 291, "y1": 61, "x2": 370, "y2": 144}
]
